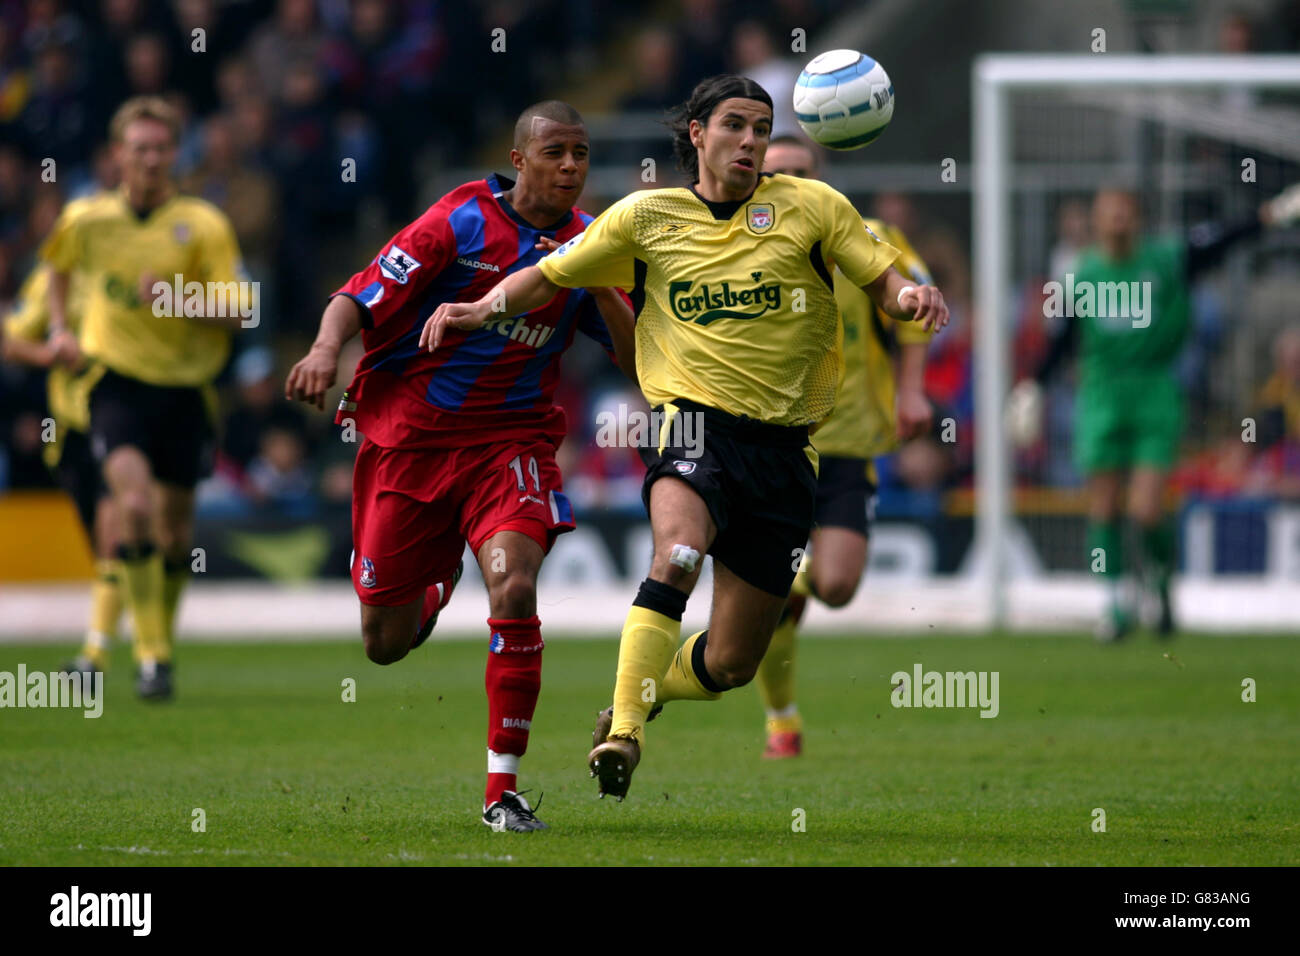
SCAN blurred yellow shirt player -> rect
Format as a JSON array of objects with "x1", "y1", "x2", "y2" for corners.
[
  {"x1": 40, "y1": 96, "x2": 247, "y2": 699},
  {"x1": 755, "y1": 136, "x2": 935, "y2": 758},
  {"x1": 41, "y1": 190, "x2": 242, "y2": 390},
  {"x1": 2, "y1": 264, "x2": 126, "y2": 671}
]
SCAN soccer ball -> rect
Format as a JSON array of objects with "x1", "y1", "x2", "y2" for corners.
[{"x1": 793, "y1": 49, "x2": 894, "y2": 150}]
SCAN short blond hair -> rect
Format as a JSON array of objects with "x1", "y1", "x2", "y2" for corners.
[{"x1": 109, "y1": 96, "x2": 181, "y2": 144}]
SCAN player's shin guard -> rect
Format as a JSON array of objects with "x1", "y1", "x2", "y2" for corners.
[
  {"x1": 757, "y1": 593, "x2": 806, "y2": 724},
  {"x1": 484, "y1": 616, "x2": 544, "y2": 807},
  {"x1": 659, "y1": 630, "x2": 724, "y2": 703},
  {"x1": 609, "y1": 579, "x2": 688, "y2": 741},
  {"x1": 118, "y1": 543, "x2": 169, "y2": 664}
]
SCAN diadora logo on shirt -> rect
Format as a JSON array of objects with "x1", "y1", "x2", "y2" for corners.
[
  {"x1": 378, "y1": 245, "x2": 421, "y2": 284},
  {"x1": 483, "y1": 314, "x2": 556, "y2": 349},
  {"x1": 501, "y1": 717, "x2": 532, "y2": 729},
  {"x1": 457, "y1": 257, "x2": 500, "y2": 272},
  {"x1": 668, "y1": 276, "x2": 782, "y2": 325}
]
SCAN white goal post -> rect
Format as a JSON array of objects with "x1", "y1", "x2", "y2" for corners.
[{"x1": 972, "y1": 55, "x2": 1300, "y2": 630}]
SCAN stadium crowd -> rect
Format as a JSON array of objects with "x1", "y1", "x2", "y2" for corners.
[{"x1": 0, "y1": 0, "x2": 1296, "y2": 525}]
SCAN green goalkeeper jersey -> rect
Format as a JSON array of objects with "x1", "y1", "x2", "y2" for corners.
[{"x1": 1071, "y1": 237, "x2": 1189, "y2": 391}]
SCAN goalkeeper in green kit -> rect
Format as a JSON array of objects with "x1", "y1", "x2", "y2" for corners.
[{"x1": 1010, "y1": 184, "x2": 1300, "y2": 640}]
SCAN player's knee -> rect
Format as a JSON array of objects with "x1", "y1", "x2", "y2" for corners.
[
  {"x1": 488, "y1": 571, "x2": 537, "y2": 619},
  {"x1": 119, "y1": 490, "x2": 152, "y2": 532},
  {"x1": 707, "y1": 646, "x2": 760, "y2": 689},
  {"x1": 818, "y1": 577, "x2": 858, "y2": 608},
  {"x1": 361, "y1": 618, "x2": 408, "y2": 666}
]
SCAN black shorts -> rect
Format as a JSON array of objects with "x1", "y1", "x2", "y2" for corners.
[
  {"x1": 640, "y1": 399, "x2": 817, "y2": 597},
  {"x1": 54, "y1": 428, "x2": 107, "y2": 537},
  {"x1": 813, "y1": 456, "x2": 878, "y2": 536},
  {"x1": 89, "y1": 369, "x2": 216, "y2": 488}
]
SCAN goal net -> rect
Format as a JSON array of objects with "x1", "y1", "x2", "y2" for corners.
[{"x1": 972, "y1": 55, "x2": 1300, "y2": 632}]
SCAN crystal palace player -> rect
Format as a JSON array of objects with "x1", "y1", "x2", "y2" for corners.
[
  {"x1": 425, "y1": 76, "x2": 948, "y2": 801},
  {"x1": 286, "y1": 101, "x2": 634, "y2": 831}
]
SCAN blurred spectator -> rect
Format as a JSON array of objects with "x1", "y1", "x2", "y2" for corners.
[
  {"x1": 732, "y1": 20, "x2": 797, "y2": 136},
  {"x1": 219, "y1": 347, "x2": 311, "y2": 476},
  {"x1": 618, "y1": 27, "x2": 683, "y2": 112},
  {"x1": 246, "y1": 425, "x2": 314, "y2": 508},
  {"x1": 0, "y1": 18, "x2": 30, "y2": 124},
  {"x1": 675, "y1": 0, "x2": 729, "y2": 92},
  {"x1": 1048, "y1": 198, "x2": 1090, "y2": 280},
  {"x1": 123, "y1": 32, "x2": 171, "y2": 98},
  {"x1": 1255, "y1": 325, "x2": 1300, "y2": 447},
  {"x1": 321, "y1": 0, "x2": 439, "y2": 221},
  {"x1": 182, "y1": 113, "x2": 279, "y2": 275},
  {"x1": 18, "y1": 34, "x2": 94, "y2": 180},
  {"x1": 564, "y1": 385, "x2": 649, "y2": 512},
  {"x1": 247, "y1": 0, "x2": 326, "y2": 103}
]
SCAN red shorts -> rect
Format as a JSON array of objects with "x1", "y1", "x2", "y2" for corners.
[{"x1": 350, "y1": 437, "x2": 575, "y2": 606}]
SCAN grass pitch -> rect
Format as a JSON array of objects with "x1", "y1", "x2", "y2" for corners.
[{"x1": 1, "y1": 633, "x2": 1296, "y2": 866}]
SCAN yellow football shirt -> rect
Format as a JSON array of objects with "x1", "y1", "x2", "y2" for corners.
[
  {"x1": 814, "y1": 219, "x2": 934, "y2": 460},
  {"x1": 40, "y1": 189, "x2": 245, "y2": 387},
  {"x1": 2, "y1": 265, "x2": 105, "y2": 467},
  {"x1": 538, "y1": 173, "x2": 899, "y2": 426}
]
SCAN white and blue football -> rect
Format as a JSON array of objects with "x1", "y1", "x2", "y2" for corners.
[{"x1": 793, "y1": 49, "x2": 894, "y2": 150}]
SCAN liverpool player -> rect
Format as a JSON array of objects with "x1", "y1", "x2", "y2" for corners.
[
  {"x1": 424, "y1": 76, "x2": 948, "y2": 801},
  {"x1": 754, "y1": 136, "x2": 935, "y2": 758},
  {"x1": 43, "y1": 97, "x2": 247, "y2": 700},
  {"x1": 2, "y1": 264, "x2": 123, "y2": 679},
  {"x1": 286, "y1": 101, "x2": 634, "y2": 831}
]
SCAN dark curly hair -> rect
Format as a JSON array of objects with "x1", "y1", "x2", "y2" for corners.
[{"x1": 666, "y1": 74, "x2": 773, "y2": 181}]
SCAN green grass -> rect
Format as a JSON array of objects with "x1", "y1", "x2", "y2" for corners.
[{"x1": 1, "y1": 633, "x2": 1297, "y2": 866}]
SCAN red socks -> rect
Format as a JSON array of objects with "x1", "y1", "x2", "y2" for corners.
[{"x1": 484, "y1": 616, "x2": 544, "y2": 806}]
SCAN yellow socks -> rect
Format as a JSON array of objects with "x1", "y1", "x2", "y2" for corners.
[
  {"x1": 791, "y1": 565, "x2": 812, "y2": 598},
  {"x1": 757, "y1": 612, "x2": 798, "y2": 714},
  {"x1": 119, "y1": 544, "x2": 170, "y2": 665},
  {"x1": 608, "y1": 580, "x2": 689, "y2": 741},
  {"x1": 80, "y1": 559, "x2": 123, "y2": 669},
  {"x1": 758, "y1": 586, "x2": 810, "y2": 734},
  {"x1": 659, "y1": 631, "x2": 723, "y2": 703},
  {"x1": 162, "y1": 559, "x2": 189, "y2": 656},
  {"x1": 766, "y1": 704, "x2": 803, "y2": 736}
]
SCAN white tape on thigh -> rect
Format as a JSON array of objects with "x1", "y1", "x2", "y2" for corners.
[{"x1": 669, "y1": 544, "x2": 701, "y2": 573}]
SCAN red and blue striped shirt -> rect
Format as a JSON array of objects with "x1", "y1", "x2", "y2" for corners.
[{"x1": 334, "y1": 173, "x2": 616, "y2": 448}]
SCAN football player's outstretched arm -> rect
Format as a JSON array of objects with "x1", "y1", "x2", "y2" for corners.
[
  {"x1": 44, "y1": 269, "x2": 82, "y2": 367},
  {"x1": 2, "y1": 328, "x2": 55, "y2": 368},
  {"x1": 865, "y1": 266, "x2": 949, "y2": 331},
  {"x1": 286, "y1": 294, "x2": 364, "y2": 411},
  {"x1": 532, "y1": 234, "x2": 637, "y2": 383},
  {"x1": 895, "y1": 341, "x2": 934, "y2": 440},
  {"x1": 421, "y1": 265, "x2": 559, "y2": 353}
]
